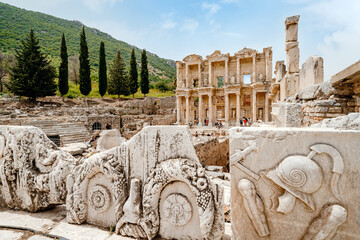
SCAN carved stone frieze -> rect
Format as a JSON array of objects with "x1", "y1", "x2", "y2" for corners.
[
  {"x1": 0, "y1": 126, "x2": 76, "y2": 212},
  {"x1": 230, "y1": 127, "x2": 359, "y2": 239},
  {"x1": 65, "y1": 126, "x2": 224, "y2": 240}
]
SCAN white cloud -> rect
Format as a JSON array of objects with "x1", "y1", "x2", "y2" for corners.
[
  {"x1": 220, "y1": 0, "x2": 239, "y2": 3},
  {"x1": 162, "y1": 19, "x2": 177, "y2": 29},
  {"x1": 180, "y1": 19, "x2": 199, "y2": 33},
  {"x1": 81, "y1": 0, "x2": 124, "y2": 13},
  {"x1": 304, "y1": 0, "x2": 360, "y2": 80},
  {"x1": 202, "y1": 2, "x2": 221, "y2": 16}
]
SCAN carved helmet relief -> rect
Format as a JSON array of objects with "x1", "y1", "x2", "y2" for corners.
[{"x1": 261, "y1": 143, "x2": 344, "y2": 214}]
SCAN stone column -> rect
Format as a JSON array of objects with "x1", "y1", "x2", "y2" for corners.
[
  {"x1": 237, "y1": 58, "x2": 240, "y2": 84},
  {"x1": 236, "y1": 93, "x2": 241, "y2": 126},
  {"x1": 252, "y1": 55, "x2": 256, "y2": 83},
  {"x1": 225, "y1": 59, "x2": 229, "y2": 85},
  {"x1": 285, "y1": 15, "x2": 300, "y2": 97},
  {"x1": 176, "y1": 63, "x2": 180, "y2": 88},
  {"x1": 176, "y1": 96, "x2": 181, "y2": 124},
  {"x1": 185, "y1": 63, "x2": 189, "y2": 88},
  {"x1": 208, "y1": 94, "x2": 213, "y2": 127},
  {"x1": 209, "y1": 61, "x2": 212, "y2": 87},
  {"x1": 265, "y1": 92, "x2": 269, "y2": 122},
  {"x1": 185, "y1": 96, "x2": 190, "y2": 124},
  {"x1": 264, "y1": 47, "x2": 272, "y2": 81},
  {"x1": 198, "y1": 63, "x2": 202, "y2": 87},
  {"x1": 198, "y1": 94, "x2": 203, "y2": 126},
  {"x1": 225, "y1": 93, "x2": 229, "y2": 126},
  {"x1": 252, "y1": 91, "x2": 257, "y2": 122}
]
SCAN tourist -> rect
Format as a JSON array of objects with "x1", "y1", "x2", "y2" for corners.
[
  {"x1": 195, "y1": 131, "x2": 198, "y2": 137},
  {"x1": 240, "y1": 119, "x2": 243, "y2": 126},
  {"x1": 89, "y1": 137, "x2": 95, "y2": 147},
  {"x1": 84, "y1": 138, "x2": 89, "y2": 147}
]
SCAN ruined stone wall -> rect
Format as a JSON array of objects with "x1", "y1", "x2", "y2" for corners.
[
  {"x1": 194, "y1": 138, "x2": 229, "y2": 172},
  {"x1": 302, "y1": 97, "x2": 356, "y2": 126},
  {"x1": 0, "y1": 96, "x2": 177, "y2": 141}
]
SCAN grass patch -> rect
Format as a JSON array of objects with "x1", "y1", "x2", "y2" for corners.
[{"x1": 57, "y1": 81, "x2": 175, "y2": 99}]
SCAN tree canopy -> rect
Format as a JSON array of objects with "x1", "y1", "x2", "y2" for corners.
[
  {"x1": 108, "y1": 50, "x2": 129, "y2": 98},
  {"x1": 140, "y1": 49, "x2": 149, "y2": 97},
  {"x1": 79, "y1": 26, "x2": 91, "y2": 97},
  {"x1": 8, "y1": 29, "x2": 56, "y2": 101},
  {"x1": 98, "y1": 41, "x2": 107, "y2": 97},
  {"x1": 59, "y1": 33, "x2": 69, "y2": 97},
  {"x1": 129, "y1": 48, "x2": 138, "y2": 98}
]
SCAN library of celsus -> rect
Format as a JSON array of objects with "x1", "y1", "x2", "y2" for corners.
[
  {"x1": 175, "y1": 47, "x2": 273, "y2": 126},
  {"x1": 175, "y1": 15, "x2": 304, "y2": 127}
]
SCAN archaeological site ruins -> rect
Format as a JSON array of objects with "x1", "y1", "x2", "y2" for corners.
[{"x1": 0, "y1": 14, "x2": 359, "y2": 240}]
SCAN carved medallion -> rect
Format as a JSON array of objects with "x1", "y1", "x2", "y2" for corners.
[
  {"x1": 163, "y1": 193, "x2": 192, "y2": 226},
  {"x1": 88, "y1": 185, "x2": 111, "y2": 212}
]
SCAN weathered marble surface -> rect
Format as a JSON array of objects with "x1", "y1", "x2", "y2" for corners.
[
  {"x1": 230, "y1": 127, "x2": 360, "y2": 240},
  {"x1": 271, "y1": 103, "x2": 302, "y2": 127},
  {"x1": 67, "y1": 126, "x2": 224, "y2": 240},
  {"x1": 0, "y1": 126, "x2": 76, "y2": 212},
  {"x1": 299, "y1": 56, "x2": 324, "y2": 92},
  {"x1": 96, "y1": 129, "x2": 126, "y2": 152}
]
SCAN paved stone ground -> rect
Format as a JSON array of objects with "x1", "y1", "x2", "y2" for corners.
[
  {"x1": 0, "y1": 206, "x2": 232, "y2": 240},
  {"x1": 0, "y1": 206, "x2": 133, "y2": 240}
]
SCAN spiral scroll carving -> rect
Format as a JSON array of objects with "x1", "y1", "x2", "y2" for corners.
[{"x1": 279, "y1": 169, "x2": 307, "y2": 188}]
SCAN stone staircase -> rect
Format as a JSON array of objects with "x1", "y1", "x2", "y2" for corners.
[{"x1": 22, "y1": 120, "x2": 90, "y2": 146}]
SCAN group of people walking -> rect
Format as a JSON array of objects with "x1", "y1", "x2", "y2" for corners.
[
  {"x1": 188, "y1": 117, "x2": 252, "y2": 128},
  {"x1": 239, "y1": 117, "x2": 252, "y2": 126}
]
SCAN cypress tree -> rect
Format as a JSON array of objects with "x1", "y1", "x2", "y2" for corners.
[
  {"x1": 59, "y1": 33, "x2": 69, "y2": 100},
  {"x1": 129, "y1": 48, "x2": 138, "y2": 98},
  {"x1": 108, "y1": 50, "x2": 130, "y2": 99},
  {"x1": 140, "y1": 49, "x2": 149, "y2": 97},
  {"x1": 8, "y1": 29, "x2": 56, "y2": 101},
  {"x1": 98, "y1": 41, "x2": 107, "y2": 97},
  {"x1": 79, "y1": 26, "x2": 91, "y2": 98}
]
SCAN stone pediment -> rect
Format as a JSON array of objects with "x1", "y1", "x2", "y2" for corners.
[
  {"x1": 206, "y1": 50, "x2": 229, "y2": 60},
  {"x1": 183, "y1": 54, "x2": 203, "y2": 62},
  {"x1": 235, "y1": 47, "x2": 257, "y2": 58}
]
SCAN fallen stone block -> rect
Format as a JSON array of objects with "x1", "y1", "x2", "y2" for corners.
[
  {"x1": 67, "y1": 126, "x2": 224, "y2": 240},
  {"x1": 96, "y1": 129, "x2": 126, "y2": 152},
  {"x1": 60, "y1": 142, "x2": 87, "y2": 156},
  {"x1": 206, "y1": 170, "x2": 224, "y2": 179},
  {"x1": 0, "y1": 126, "x2": 76, "y2": 212},
  {"x1": 205, "y1": 165, "x2": 223, "y2": 172}
]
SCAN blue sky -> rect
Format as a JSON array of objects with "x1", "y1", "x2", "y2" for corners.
[{"x1": 1, "y1": 0, "x2": 359, "y2": 80}]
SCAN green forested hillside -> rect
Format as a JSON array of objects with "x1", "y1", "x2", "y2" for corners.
[{"x1": 0, "y1": 2, "x2": 176, "y2": 82}]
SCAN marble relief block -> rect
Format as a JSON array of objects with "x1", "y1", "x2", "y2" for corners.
[
  {"x1": 67, "y1": 126, "x2": 224, "y2": 240},
  {"x1": 230, "y1": 127, "x2": 360, "y2": 240},
  {"x1": 0, "y1": 126, "x2": 76, "y2": 212}
]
